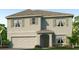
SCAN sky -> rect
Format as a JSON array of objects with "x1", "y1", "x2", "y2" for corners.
[{"x1": 0, "y1": 9, "x2": 79, "y2": 27}]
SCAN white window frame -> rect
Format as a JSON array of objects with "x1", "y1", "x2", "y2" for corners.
[
  {"x1": 13, "y1": 19, "x2": 23, "y2": 27},
  {"x1": 56, "y1": 35, "x2": 64, "y2": 44}
]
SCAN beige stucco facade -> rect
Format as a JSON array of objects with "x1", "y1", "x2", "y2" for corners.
[
  {"x1": 7, "y1": 17, "x2": 72, "y2": 48},
  {"x1": 7, "y1": 17, "x2": 41, "y2": 48},
  {"x1": 7, "y1": 10, "x2": 73, "y2": 48}
]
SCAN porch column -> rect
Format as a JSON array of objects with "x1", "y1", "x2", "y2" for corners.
[
  {"x1": 37, "y1": 34, "x2": 40, "y2": 45},
  {"x1": 49, "y1": 34, "x2": 52, "y2": 47}
]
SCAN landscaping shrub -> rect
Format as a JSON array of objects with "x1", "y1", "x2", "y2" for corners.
[
  {"x1": 2, "y1": 40, "x2": 10, "y2": 48},
  {"x1": 35, "y1": 45, "x2": 41, "y2": 48}
]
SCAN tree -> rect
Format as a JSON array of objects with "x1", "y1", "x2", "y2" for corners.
[
  {"x1": 67, "y1": 34, "x2": 78, "y2": 48},
  {"x1": 0, "y1": 24, "x2": 7, "y2": 40},
  {"x1": 67, "y1": 16, "x2": 79, "y2": 48},
  {"x1": 0, "y1": 24, "x2": 10, "y2": 47},
  {"x1": 73, "y1": 16, "x2": 79, "y2": 45},
  {"x1": 73, "y1": 16, "x2": 79, "y2": 35}
]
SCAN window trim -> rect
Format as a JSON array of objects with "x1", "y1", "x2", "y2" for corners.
[
  {"x1": 12, "y1": 19, "x2": 24, "y2": 28},
  {"x1": 57, "y1": 20, "x2": 64, "y2": 27},
  {"x1": 15, "y1": 20, "x2": 20, "y2": 27},
  {"x1": 56, "y1": 35, "x2": 65, "y2": 44}
]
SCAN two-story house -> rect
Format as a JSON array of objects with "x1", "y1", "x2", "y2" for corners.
[{"x1": 6, "y1": 9, "x2": 73, "y2": 48}]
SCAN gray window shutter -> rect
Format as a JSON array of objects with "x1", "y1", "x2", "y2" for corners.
[
  {"x1": 35, "y1": 18, "x2": 38, "y2": 24},
  {"x1": 30, "y1": 18, "x2": 32, "y2": 24},
  {"x1": 11, "y1": 20, "x2": 14, "y2": 27},
  {"x1": 22, "y1": 19, "x2": 24, "y2": 27},
  {"x1": 53, "y1": 19, "x2": 56, "y2": 27},
  {"x1": 66, "y1": 19, "x2": 68, "y2": 26}
]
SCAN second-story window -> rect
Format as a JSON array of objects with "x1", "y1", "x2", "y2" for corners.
[
  {"x1": 14, "y1": 19, "x2": 20, "y2": 27},
  {"x1": 32, "y1": 17, "x2": 35, "y2": 24},
  {"x1": 31, "y1": 17, "x2": 38, "y2": 24},
  {"x1": 57, "y1": 21, "x2": 64, "y2": 27},
  {"x1": 13, "y1": 19, "x2": 24, "y2": 27},
  {"x1": 53, "y1": 19, "x2": 64, "y2": 27}
]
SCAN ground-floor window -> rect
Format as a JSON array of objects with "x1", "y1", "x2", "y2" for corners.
[
  {"x1": 58, "y1": 39, "x2": 63, "y2": 43},
  {"x1": 56, "y1": 35, "x2": 64, "y2": 44}
]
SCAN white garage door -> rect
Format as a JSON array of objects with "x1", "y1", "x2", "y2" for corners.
[{"x1": 12, "y1": 37, "x2": 36, "y2": 48}]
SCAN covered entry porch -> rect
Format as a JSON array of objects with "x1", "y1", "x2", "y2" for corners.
[
  {"x1": 37, "y1": 30, "x2": 55, "y2": 48},
  {"x1": 37, "y1": 30, "x2": 66, "y2": 48}
]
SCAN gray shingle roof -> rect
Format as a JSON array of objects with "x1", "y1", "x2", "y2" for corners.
[{"x1": 6, "y1": 9, "x2": 74, "y2": 18}]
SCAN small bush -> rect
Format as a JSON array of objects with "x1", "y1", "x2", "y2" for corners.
[
  {"x1": 1, "y1": 40, "x2": 11, "y2": 48},
  {"x1": 2, "y1": 40, "x2": 10, "y2": 45},
  {"x1": 35, "y1": 45, "x2": 41, "y2": 48}
]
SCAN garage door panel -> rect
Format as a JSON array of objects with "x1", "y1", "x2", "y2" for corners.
[{"x1": 12, "y1": 37, "x2": 35, "y2": 48}]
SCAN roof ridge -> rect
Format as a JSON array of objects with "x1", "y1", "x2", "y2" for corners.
[{"x1": 6, "y1": 9, "x2": 74, "y2": 19}]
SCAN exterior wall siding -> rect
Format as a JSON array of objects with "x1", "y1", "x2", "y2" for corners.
[
  {"x1": 43, "y1": 17, "x2": 72, "y2": 36},
  {"x1": 7, "y1": 16, "x2": 73, "y2": 48}
]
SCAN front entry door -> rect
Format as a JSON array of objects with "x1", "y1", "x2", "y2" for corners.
[{"x1": 40, "y1": 34, "x2": 49, "y2": 47}]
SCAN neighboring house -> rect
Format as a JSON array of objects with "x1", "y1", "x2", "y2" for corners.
[{"x1": 6, "y1": 9, "x2": 73, "y2": 48}]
